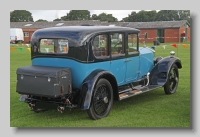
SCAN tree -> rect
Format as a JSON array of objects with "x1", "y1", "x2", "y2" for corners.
[
  {"x1": 121, "y1": 10, "x2": 157, "y2": 22},
  {"x1": 60, "y1": 10, "x2": 91, "y2": 21},
  {"x1": 106, "y1": 14, "x2": 118, "y2": 22},
  {"x1": 97, "y1": 13, "x2": 118, "y2": 22},
  {"x1": 136, "y1": 10, "x2": 149, "y2": 22},
  {"x1": 121, "y1": 10, "x2": 190, "y2": 22},
  {"x1": 120, "y1": 17, "x2": 129, "y2": 22},
  {"x1": 146, "y1": 10, "x2": 157, "y2": 21},
  {"x1": 121, "y1": 11, "x2": 137, "y2": 22},
  {"x1": 155, "y1": 10, "x2": 179, "y2": 21},
  {"x1": 177, "y1": 10, "x2": 190, "y2": 23},
  {"x1": 60, "y1": 16, "x2": 68, "y2": 21},
  {"x1": 91, "y1": 14, "x2": 99, "y2": 20},
  {"x1": 35, "y1": 19, "x2": 48, "y2": 22},
  {"x1": 155, "y1": 10, "x2": 190, "y2": 23},
  {"x1": 10, "y1": 10, "x2": 34, "y2": 22}
]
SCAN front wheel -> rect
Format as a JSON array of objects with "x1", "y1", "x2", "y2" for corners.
[
  {"x1": 164, "y1": 64, "x2": 179, "y2": 94},
  {"x1": 87, "y1": 78, "x2": 113, "y2": 120}
]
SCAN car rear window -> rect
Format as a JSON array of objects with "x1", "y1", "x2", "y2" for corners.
[{"x1": 39, "y1": 39, "x2": 68, "y2": 54}]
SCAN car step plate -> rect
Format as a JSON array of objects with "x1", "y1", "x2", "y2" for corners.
[
  {"x1": 119, "y1": 85, "x2": 162, "y2": 100},
  {"x1": 119, "y1": 89, "x2": 142, "y2": 100}
]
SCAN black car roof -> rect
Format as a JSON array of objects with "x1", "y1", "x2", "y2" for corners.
[
  {"x1": 31, "y1": 26, "x2": 140, "y2": 47},
  {"x1": 36, "y1": 26, "x2": 140, "y2": 34}
]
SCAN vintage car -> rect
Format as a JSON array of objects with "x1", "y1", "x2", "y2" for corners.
[{"x1": 16, "y1": 26, "x2": 182, "y2": 120}]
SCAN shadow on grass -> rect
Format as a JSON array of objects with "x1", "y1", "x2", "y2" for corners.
[{"x1": 19, "y1": 89, "x2": 171, "y2": 121}]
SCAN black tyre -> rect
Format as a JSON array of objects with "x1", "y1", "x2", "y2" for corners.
[
  {"x1": 164, "y1": 64, "x2": 179, "y2": 94},
  {"x1": 87, "y1": 78, "x2": 113, "y2": 120}
]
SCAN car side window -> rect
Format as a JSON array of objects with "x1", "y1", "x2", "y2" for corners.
[
  {"x1": 128, "y1": 34, "x2": 138, "y2": 54},
  {"x1": 92, "y1": 34, "x2": 109, "y2": 58},
  {"x1": 111, "y1": 33, "x2": 125, "y2": 56}
]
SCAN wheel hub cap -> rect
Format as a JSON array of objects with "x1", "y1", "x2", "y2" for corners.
[
  {"x1": 175, "y1": 77, "x2": 178, "y2": 82},
  {"x1": 103, "y1": 97, "x2": 108, "y2": 104}
]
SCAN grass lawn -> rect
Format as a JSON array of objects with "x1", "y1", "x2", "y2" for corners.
[{"x1": 10, "y1": 42, "x2": 190, "y2": 128}]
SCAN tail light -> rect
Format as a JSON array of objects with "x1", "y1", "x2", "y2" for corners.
[{"x1": 15, "y1": 36, "x2": 17, "y2": 40}]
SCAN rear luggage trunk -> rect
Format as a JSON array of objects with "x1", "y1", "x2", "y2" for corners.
[{"x1": 16, "y1": 65, "x2": 72, "y2": 98}]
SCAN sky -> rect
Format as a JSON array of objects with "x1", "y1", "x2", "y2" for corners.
[{"x1": 28, "y1": 10, "x2": 159, "y2": 22}]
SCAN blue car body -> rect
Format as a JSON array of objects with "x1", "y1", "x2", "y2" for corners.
[
  {"x1": 32, "y1": 47, "x2": 154, "y2": 88},
  {"x1": 16, "y1": 26, "x2": 182, "y2": 120}
]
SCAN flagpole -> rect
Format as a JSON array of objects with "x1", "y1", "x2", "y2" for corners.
[{"x1": 177, "y1": 44, "x2": 178, "y2": 57}]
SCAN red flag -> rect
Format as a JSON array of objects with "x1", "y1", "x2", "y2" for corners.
[{"x1": 172, "y1": 44, "x2": 177, "y2": 48}]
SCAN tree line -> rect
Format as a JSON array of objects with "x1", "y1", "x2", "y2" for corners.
[{"x1": 10, "y1": 10, "x2": 190, "y2": 23}]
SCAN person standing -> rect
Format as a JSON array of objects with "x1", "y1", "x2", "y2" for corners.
[{"x1": 181, "y1": 31, "x2": 186, "y2": 42}]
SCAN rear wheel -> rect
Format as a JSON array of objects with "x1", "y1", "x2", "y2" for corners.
[
  {"x1": 87, "y1": 78, "x2": 113, "y2": 120},
  {"x1": 164, "y1": 64, "x2": 179, "y2": 94}
]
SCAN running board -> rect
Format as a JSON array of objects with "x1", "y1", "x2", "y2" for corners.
[{"x1": 119, "y1": 85, "x2": 163, "y2": 100}]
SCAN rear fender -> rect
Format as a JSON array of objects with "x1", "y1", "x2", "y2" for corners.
[
  {"x1": 149, "y1": 56, "x2": 182, "y2": 86},
  {"x1": 80, "y1": 69, "x2": 117, "y2": 110}
]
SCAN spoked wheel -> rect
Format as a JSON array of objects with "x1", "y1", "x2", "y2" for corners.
[
  {"x1": 87, "y1": 78, "x2": 113, "y2": 120},
  {"x1": 164, "y1": 64, "x2": 179, "y2": 94}
]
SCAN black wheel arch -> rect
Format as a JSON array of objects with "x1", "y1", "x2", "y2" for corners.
[
  {"x1": 149, "y1": 56, "x2": 182, "y2": 86},
  {"x1": 80, "y1": 69, "x2": 118, "y2": 110}
]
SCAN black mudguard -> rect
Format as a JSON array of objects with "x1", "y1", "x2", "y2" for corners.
[
  {"x1": 79, "y1": 69, "x2": 117, "y2": 110},
  {"x1": 149, "y1": 56, "x2": 182, "y2": 86}
]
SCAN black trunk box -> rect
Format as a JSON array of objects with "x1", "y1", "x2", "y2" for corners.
[{"x1": 16, "y1": 65, "x2": 72, "y2": 98}]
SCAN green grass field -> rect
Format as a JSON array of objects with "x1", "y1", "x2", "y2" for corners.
[{"x1": 10, "y1": 42, "x2": 190, "y2": 128}]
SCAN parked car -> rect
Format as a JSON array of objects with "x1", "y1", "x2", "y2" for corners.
[
  {"x1": 16, "y1": 26, "x2": 182, "y2": 120},
  {"x1": 10, "y1": 28, "x2": 24, "y2": 44}
]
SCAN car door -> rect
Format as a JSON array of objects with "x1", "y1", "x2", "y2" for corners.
[
  {"x1": 125, "y1": 33, "x2": 140, "y2": 82},
  {"x1": 109, "y1": 32, "x2": 127, "y2": 86}
]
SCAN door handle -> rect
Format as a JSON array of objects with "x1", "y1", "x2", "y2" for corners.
[{"x1": 124, "y1": 59, "x2": 132, "y2": 62}]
